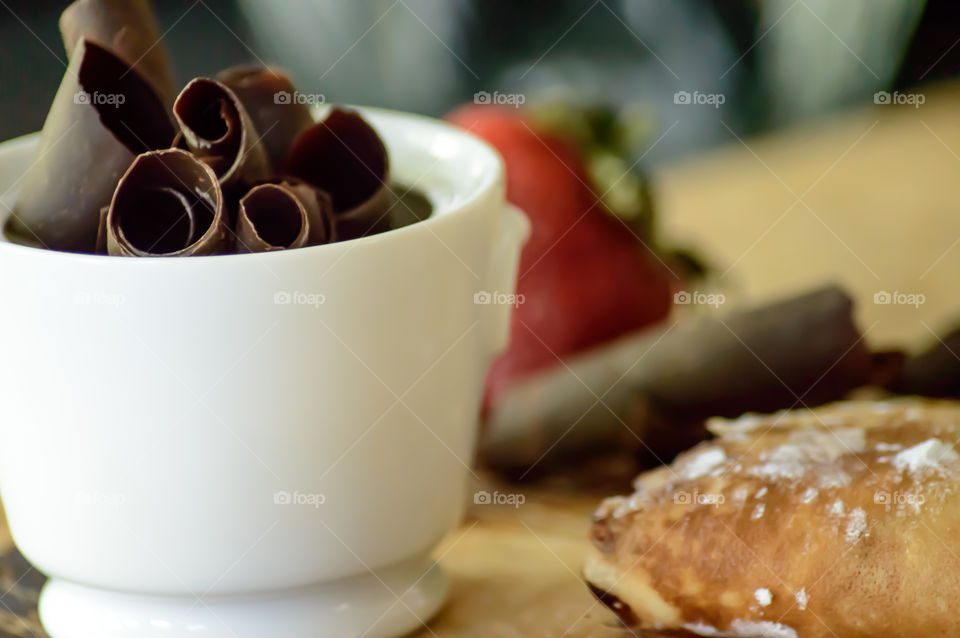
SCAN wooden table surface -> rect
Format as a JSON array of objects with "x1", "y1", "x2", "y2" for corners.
[{"x1": 6, "y1": 82, "x2": 960, "y2": 637}]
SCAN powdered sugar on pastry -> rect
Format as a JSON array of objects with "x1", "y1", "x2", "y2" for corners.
[
  {"x1": 747, "y1": 428, "x2": 865, "y2": 484},
  {"x1": 829, "y1": 499, "x2": 845, "y2": 516},
  {"x1": 728, "y1": 621, "x2": 798, "y2": 638},
  {"x1": 753, "y1": 588, "x2": 772, "y2": 607},
  {"x1": 892, "y1": 438, "x2": 959, "y2": 475},
  {"x1": 681, "y1": 620, "x2": 798, "y2": 638},
  {"x1": 682, "y1": 448, "x2": 728, "y2": 480},
  {"x1": 845, "y1": 507, "x2": 868, "y2": 544},
  {"x1": 794, "y1": 588, "x2": 808, "y2": 610},
  {"x1": 586, "y1": 399, "x2": 960, "y2": 638}
]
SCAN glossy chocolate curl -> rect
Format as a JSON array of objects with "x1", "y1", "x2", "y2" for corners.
[
  {"x1": 284, "y1": 107, "x2": 394, "y2": 240},
  {"x1": 236, "y1": 181, "x2": 334, "y2": 253},
  {"x1": 60, "y1": 0, "x2": 177, "y2": 107},
  {"x1": 6, "y1": 39, "x2": 174, "y2": 253},
  {"x1": 106, "y1": 149, "x2": 230, "y2": 257},
  {"x1": 173, "y1": 78, "x2": 271, "y2": 196},
  {"x1": 274, "y1": 178, "x2": 336, "y2": 245},
  {"x1": 216, "y1": 65, "x2": 314, "y2": 168}
]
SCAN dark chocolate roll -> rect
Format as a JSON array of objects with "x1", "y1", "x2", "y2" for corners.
[
  {"x1": 6, "y1": 39, "x2": 174, "y2": 253},
  {"x1": 273, "y1": 178, "x2": 336, "y2": 247},
  {"x1": 106, "y1": 149, "x2": 230, "y2": 257},
  {"x1": 216, "y1": 65, "x2": 314, "y2": 168},
  {"x1": 173, "y1": 78, "x2": 271, "y2": 198},
  {"x1": 284, "y1": 107, "x2": 394, "y2": 240},
  {"x1": 60, "y1": 0, "x2": 177, "y2": 107},
  {"x1": 236, "y1": 181, "x2": 338, "y2": 253}
]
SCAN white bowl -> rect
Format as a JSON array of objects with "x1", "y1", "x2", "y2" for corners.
[{"x1": 0, "y1": 108, "x2": 528, "y2": 637}]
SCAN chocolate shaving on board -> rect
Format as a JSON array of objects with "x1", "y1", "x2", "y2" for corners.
[
  {"x1": 60, "y1": 0, "x2": 177, "y2": 107},
  {"x1": 216, "y1": 65, "x2": 314, "y2": 169},
  {"x1": 285, "y1": 107, "x2": 394, "y2": 240},
  {"x1": 482, "y1": 286, "x2": 878, "y2": 475},
  {"x1": 236, "y1": 181, "x2": 335, "y2": 253},
  {"x1": 6, "y1": 39, "x2": 174, "y2": 253},
  {"x1": 895, "y1": 326, "x2": 960, "y2": 398},
  {"x1": 106, "y1": 149, "x2": 230, "y2": 257},
  {"x1": 173, "y1": 78, "x2": 271, "y2": 198}
]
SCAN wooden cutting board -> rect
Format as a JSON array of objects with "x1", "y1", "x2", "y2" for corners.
[{"x1": 4, "y1": 80, "x2": 960, "y2": 637}]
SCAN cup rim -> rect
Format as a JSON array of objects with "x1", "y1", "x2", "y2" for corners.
[{"x1": 0, "y1": 106, "x2": 505, "y2": 266}]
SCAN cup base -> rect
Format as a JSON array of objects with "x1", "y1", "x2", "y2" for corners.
[{"x1": 39, "y1": 556, "x2": 447, "y2": 637}]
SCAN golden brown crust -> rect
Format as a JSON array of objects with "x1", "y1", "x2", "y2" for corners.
[{"x1": 585, "y1": 399, "x2": 960, "y2": 638}]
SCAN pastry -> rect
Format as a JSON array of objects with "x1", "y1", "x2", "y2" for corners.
[{"x1": 585, "y1": 399, "x2": 960, "y2": 637}]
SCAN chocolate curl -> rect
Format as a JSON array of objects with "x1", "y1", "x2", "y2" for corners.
[
  {"x1": 60, "y1": 0, "x2": 177, "y2": 107},
  {"x1": 482, "y1": 286, "x2": 877, "y2": 476},
  {"x1": 277, "y1": 179, "x2": 336, "y2": 246},
  {"x1": 895, "y1": 327, "x2": 960, "y2": 397},
  {"x1": 173, "y1": 78, "x2": 271, "y2": 197},
  {"x1": 6, "y1": 39, "x2": 174, "y2": 253},
  {"x1": 216, "y1": 65, "x2": 314, "y2": 168},
  {"x1": 285, "y1": 107, "x2": 394, "y2": 240},
  {"x1": 236, "y1": 181, "x2": 335, "y2": 253},
  {"x1": 106, "y1": 149, "x2": 230, "y2": 257}
]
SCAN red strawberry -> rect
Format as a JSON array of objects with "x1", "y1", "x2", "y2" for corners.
[{"x1": 445, "y1": 105, "x2": 673, "y2": 410}]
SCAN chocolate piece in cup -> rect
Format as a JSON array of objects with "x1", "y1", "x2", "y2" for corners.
[
  {"x1": 236, "y1": 181, "x2": 335, "y2": 253},
  {"x1": 173, "y1": 78, "x2": 271, "y2": 199},
  {"x1": 6, "y1": 39, "x2": 174, "y2": 254},
  {"x1": 60, "y1": 0, "x2": 177, "y2": 107},
  {"x1": 216, "y1": 65, "x2": 314, "y2": 169},
  {"x1": 284, "y1": 107, "x2": 395, "y2": 240},
  {"x1": 106, "y1": 149, "x2": 230, "y2": 257}
]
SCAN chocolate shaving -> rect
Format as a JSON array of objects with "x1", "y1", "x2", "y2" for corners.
[
  {"x1": 6, "y1": 39, "x2": 174, "y2": 253},
  {"x1": 216, "y1": 65, "x2": 314, "y2": 169},
  {"x1": 274, "y1": 178, "x2": 336, "y2": 246},
  {"x1": 895, "y1": 327, "x2": 960, "y2": 397},
  {"x1": 60, "y1": 0, "x2": 177, "y2": 107},
  {"x1": 236, "y1": 181, "x2": 335, "y2": 253},
  {"x1": 173, "y1": 78, "x2": 271, "y2": 198},
  {"x1": 284, "y1": 107, "x2": 394, "y2": 240},
  {"x1": 482, "y1": 286, "x2": 876, "y2": 475},
  {"x1": 106, "y1": 149, "x2": 230, "y2": 257}
]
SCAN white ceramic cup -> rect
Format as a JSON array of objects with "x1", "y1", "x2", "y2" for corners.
[{"x1": 0, "y1": 108, "x2": 528, "y2": 637}]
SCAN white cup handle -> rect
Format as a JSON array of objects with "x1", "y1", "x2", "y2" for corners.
[{"x1": 483, "y1": 204, "x2": 530, "y2": 351}]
